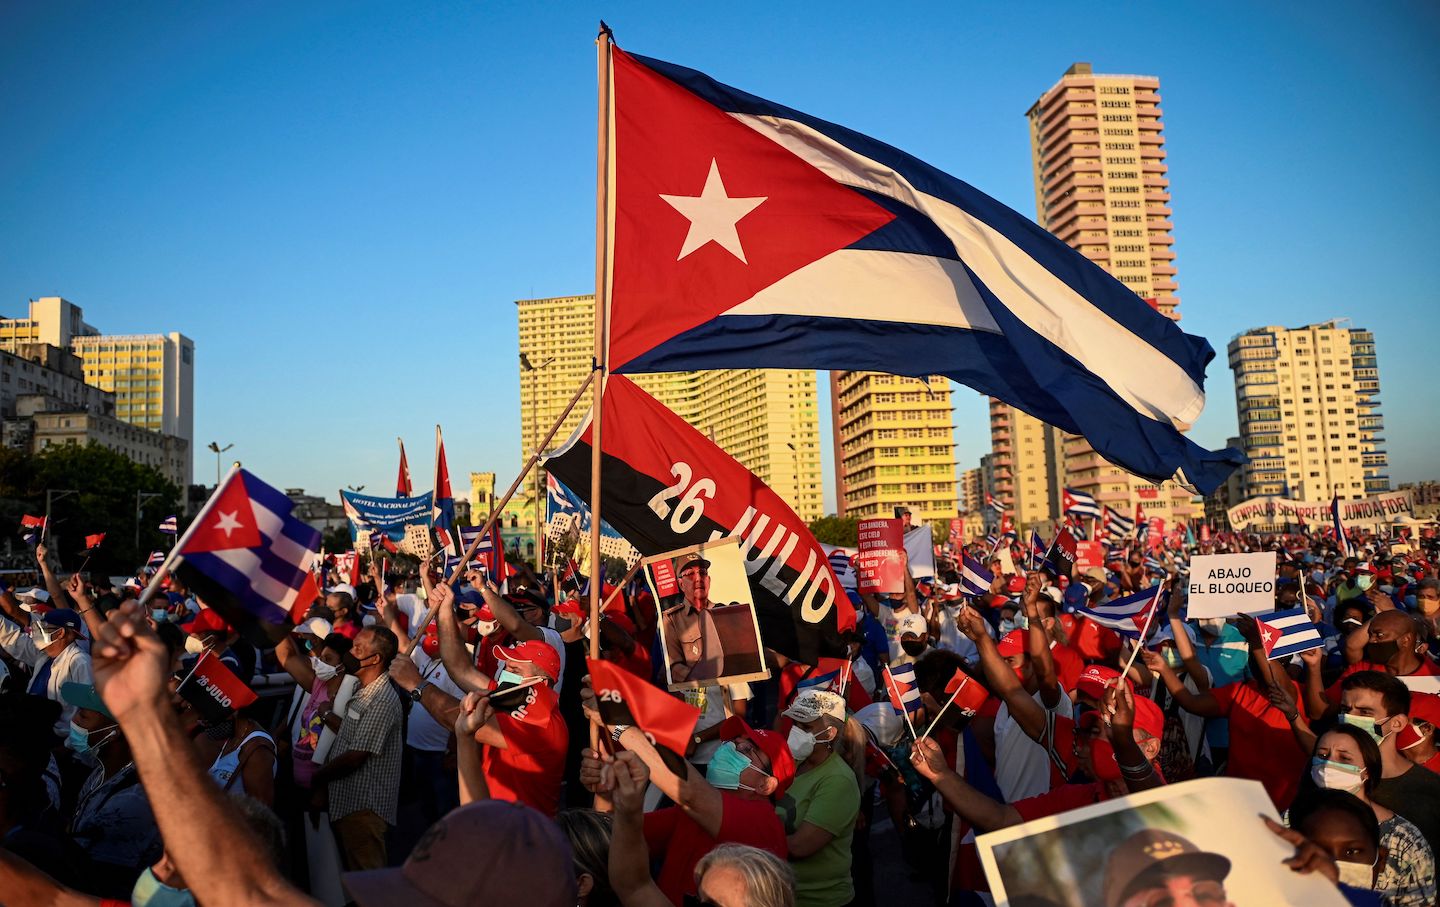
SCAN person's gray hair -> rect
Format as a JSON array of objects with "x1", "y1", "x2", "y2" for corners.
[
  {"x1": 228, "y1": 794, "x2": 286, "y2": 868},
  {"x1": 694, "y1": 844, "x2": 795, "y2": 907}
]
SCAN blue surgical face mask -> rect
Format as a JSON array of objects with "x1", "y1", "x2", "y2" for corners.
[
  {"x1": 151, "y1": 608, "x2": 169, "y2": 623},
  {"x1": 131, "y1": 866, "x2": 196, "y2": 907},
  {"x1": 497, "y1": 668, "x2": 526, "y2": 686},
  {"x1": 67, "y1": 721, "x2": 117, "y2": 755},
  {"x1": 1355, "y1": 575, "x2": 1374, "y2": 592},
  {"x1": 705, "y1": 741, "x2": 756, "y2": 791}
]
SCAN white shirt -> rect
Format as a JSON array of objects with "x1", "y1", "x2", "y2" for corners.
[
  {"x1": 936, "y1": 602, "x2": 991, "y2": 662},
  {"x1": 0, "y1": 615, "x2": 93, "y2": 735},
  {"x1": 678, "y1": 682, "x2": 752, "y2": 764},
  {"x1": 407, "y1": 649, "x2": 468, "y2": 752},
  {"x1": 994, "y1": 686, "x2": 1072, "y2": 801}
]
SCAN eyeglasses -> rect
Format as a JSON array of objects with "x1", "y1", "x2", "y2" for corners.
[{"x1": 1129, "y1": 880, "x2": 1227, "y2": 907}]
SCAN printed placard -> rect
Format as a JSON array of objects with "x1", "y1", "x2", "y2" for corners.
[
  {"x1": 1185, "y1": 552, "x2": 1277, "y2": 618},
  {"x1": 856, "y1": 518, "x2": 906, "y2": 594}
]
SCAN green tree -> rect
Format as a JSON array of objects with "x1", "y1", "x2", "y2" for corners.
[
  {"x1": 321, "y1": 525, "x2": 353, "y2": 554},
  {"x1": 807, "y1": 515, "x2": 859, "y2": 548},
  {"x1": 0, "y1": 442, "x2": 181, "y2": 576}
]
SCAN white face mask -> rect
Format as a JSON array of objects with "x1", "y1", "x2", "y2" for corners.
[
  {"x1": 183, "y1": 635, "x2": 205, "y2": 655},
  {"x1": 787, "y1": 726, "x2": 815, "y2": 762},
  {"x1": 311, "y1": 656, "x2": 338, "y2": 681},
  {"x1": 476, "y1": 620, "x2": 499, "y2": 638},
  {"x1": 1336, "y1": 855, "x2": 1378, "y2": 889}
]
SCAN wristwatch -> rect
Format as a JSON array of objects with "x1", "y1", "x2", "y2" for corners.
[{"x1": 410, "y1": 680, "x2": 430, "y2": 703}]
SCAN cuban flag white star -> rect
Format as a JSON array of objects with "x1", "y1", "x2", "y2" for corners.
[
  {"x1": 213, "y1": 510, "x2": 244, "y2": 537},
  {"x1": 659, "y1": 159, "x2": 767, "y2": 263}
]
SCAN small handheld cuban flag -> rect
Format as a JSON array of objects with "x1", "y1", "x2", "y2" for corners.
[
  {"x1": 1029, "y1": 531, "x2": 1046, "y2": 572},
  {"x1": 20, "y1": 514, "x2": 45, "y2": 547},
  {"x1": 1104, "y1": 506, "x2": 1135, "y2": 539},
  {"x1": 986, "y1": 493, "x2": 1008, "y2": 517},
  {"x1": 1073, "y1": 585, "x2": 1164, "y2": 639},
  {"x1": 158, "y1": 515, "x2": 178, "y2": 535},
  {"x1": 82, "y1": 533, "x2": 106, "y2": 551},
  {"x1": 884, "y1": 662, "x2": 922, "y2": 715},
  {"x1": 146, "y1": 550, "x2": 166, "y2": 568},
  {"x1": 1254, "y1": 607, "x2": 1325, "y2": 661},
  {"x1": 795, "y1": 657, "x2": 847, "y2": 695},
  {"x1": 960, "y1": 554, "x2": 994, "y2": 596}
]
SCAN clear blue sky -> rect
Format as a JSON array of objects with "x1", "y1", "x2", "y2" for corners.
[{"x1": 3, "y1": 1, "x2": 1436, "y2": 509}]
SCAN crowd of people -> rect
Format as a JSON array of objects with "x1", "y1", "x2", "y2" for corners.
[{"x1": 0, "y1": 524, "x2": 1438, "y2": 907}]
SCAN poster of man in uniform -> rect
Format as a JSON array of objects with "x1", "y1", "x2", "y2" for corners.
[
  {"x1": 646, "y1": 536, "x2": 770, "y2": 691},
  {"x1": 977, "y1": 778, "x2": 1348, "y2": 907}
]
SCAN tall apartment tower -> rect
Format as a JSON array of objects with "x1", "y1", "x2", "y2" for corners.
[
  {"x1": 988, "y1": 401, "x2": 1063, "y2": 530},
  {"x1": 830, "y1": 371, "x2": 957, "y2": 524},
  {"x1": 0, "y1": 297, "x2": 195, "y2": 484},
  {"x1": 1227, "y1": 322, "x2": 1388, "y2": 510},
  {"x1": 1025, "y1": 63, "x2": 1195, "y2": 528},
  {"x1": 516, "y1": 295, "x2": 825, "y2": 521},
  {"x1": 959, "y1": 467, "x2": 984, "y2": 514}
]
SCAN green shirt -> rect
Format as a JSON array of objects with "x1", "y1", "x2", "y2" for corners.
[{"x1": 776, "y1": 751, "x2": 860, "y2": 907}]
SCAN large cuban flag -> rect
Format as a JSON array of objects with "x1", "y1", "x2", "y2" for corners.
[{"x1": 604, "y1": 45, "x2": 1244, "y2": 494}]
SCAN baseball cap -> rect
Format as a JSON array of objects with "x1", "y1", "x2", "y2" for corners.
[
  {"x1": 783, "y1": 689, "x2": 847, "y2": 725},
  {"x1": 37, "y1": 608, "x2": 82, "y2": 633},
  {"x1": 504, "y1": 587, "x2": 547, "y2": 611},
  {"x1": 1077, "y1": 664, "x2": 1128, "y2": 701},
  {"x1": 896, "y1": 612, "x2": 928, "y2": 639},
  {"x1": 601, "y1": 610, "x2": 637, "y2": 636},
  {"x1": 296, "y1": 617, "x2": 332, "y2": 638},
  {"x1": 61, "y1": 681, "x2": 113, "y2": 720},
  {"x1": 1101, "y1": 829, "x2": 1230, "y2": 907},
  {"x1": 995, "y1": 629, "x2": 1027, "y2": 658},
  {"x1": 553, "y1": 599, "x2": 586, "y2": 622},
  {"x1": 1006, "y1": 575, "x2": 1026, "y2": 594},
  {"x1": 327, "y1": 583, "x2": 357, "y2": 599},
  {"x1": 1040, "y1": 585, "x2": 1063, "y2": 606},
  {"x1": 343, "y1": 800, "x2": 575, "y2": 907},
  {"x1": 1130, "y1": 694, "x2": 1165, "y2": 740},
  {"x1": 1409, "y1": 692, "x2": 1440, "y2": 727},
  {"x1": 677, "y1": 552, "x2": 711, "y2": 573},
  {"x1": 717, "y1": 714, "x2": 795, "y2": 797},
  {"x1": 456, "y1": 588, "x2": 484, "y2": 609},
  {"x1": 491, "y1": 639, "x2": 561, "y2": 682},
  {"x1": 15, "y1": 587, "x2": 50, "y2": 603},
  {"x1": 185, "y1": 608, "x2": 232, "y2": 636}
]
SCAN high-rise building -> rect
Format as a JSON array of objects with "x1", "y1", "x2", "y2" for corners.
[
  {"x1": 960, "y1": 467, "x2": 984, "y2": 514},
  {"x1": 1026, "y1": 63, "x2": 1196, "y2": 529},
  {"x1": 830, "y1": 371, "x2": 957, "y2": 523},
  {"x1": 0, "y1": 297, "x2": 195, "y2": 484},
  {"x1": 988, "y1": 401, "x2": 1063, "y2": 530},
  {"x1": 1227, "y1": 322, "x2": 1388, "y2": 512},
  {"x1": 516, "y1": 295, "x2": 824, "y2": 521}
]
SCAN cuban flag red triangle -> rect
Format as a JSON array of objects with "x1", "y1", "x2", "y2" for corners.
[
  {"x1": 610, "y1": 46, "x2": 895, "y2": 371},
  {"x1": 182, "y1": 473, "x2": 264, "y2": 553}
]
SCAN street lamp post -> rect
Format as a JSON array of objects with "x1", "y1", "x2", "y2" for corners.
[
  {"x1": 135, "y1": 490, "x2": 162, "y2": 551},
  {"x1": 207, "y1": 442, "x2": 233, "y2": 488},
  {"x1": 520, "y1": 353, "x2": 555, "y2": 570}
]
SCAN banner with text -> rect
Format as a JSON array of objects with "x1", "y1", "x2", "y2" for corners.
[
  {"x1": 856, "y1": 519, "x2": 906, "y2": 595},
  {"x1": 1186, "y1": 552, "x2": 1277, "y2": 618},
  {"x1": 1227, "y1": 491, "x2": 1414, "y2": 530},
  {"x1": 341, "y1": 490, "x2": 434, "y2": 542}
]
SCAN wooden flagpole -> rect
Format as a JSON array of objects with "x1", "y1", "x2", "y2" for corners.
[
  {"x1": 403, "y1": 370, "x2": 595, "y2": 655},
  {"x1": 589, "y1": 23, "x2": 614, "y2": 665}
]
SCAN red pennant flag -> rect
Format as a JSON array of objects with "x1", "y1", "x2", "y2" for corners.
[
  {"x1": 944, "y1": 669, "x2": 990, "y2": 717},
  {"x1": 289, "y1": 570, "x2": 321, "y2": 624},
  {"x1": 588, "y1": 657, "x2": 699, "y2": 774},
  {"x1": 83, "y1": 532, "x2": 106, "y2": 550},
  {"x1": 396, "y1": 438, "x2": 413, "y2": 497},
  {"x1": 178, "y1": 650, "x2": 257, "y2": 723},
  {"x1": 21, "y1": 514, "x2": 45, "y2": 528}
]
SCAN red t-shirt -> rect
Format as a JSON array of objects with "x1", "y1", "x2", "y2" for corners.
[
  {"x1": 1325, "y1": 658, "x2": 1440, "y2": 704},
  {"x1": 1420, "y1": 752, "x2": 1440, "y2": 775},
  {"x1": 1050, "y1": 644, "x2": 1085, "y2": 696},
  {"x1": 333, "y1": 620, "x2": 359, "y2": 640},
  {"x1": 1012, "y1": 780, "x2": 1110, "y2": 822},
  {"x1": 644, "y1": 792, "x2": 788, "y2": 905},
  {"x1": 1212, "y1": 678, "x2": 1309, "y2": 810},
  {"x1": 481, "y1": 682, "x2": 568, "y2": 817}
]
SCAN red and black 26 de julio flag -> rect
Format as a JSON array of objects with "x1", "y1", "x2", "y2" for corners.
[{"x1": 546, "y1": 376, "x2": 855, "y2": 663}]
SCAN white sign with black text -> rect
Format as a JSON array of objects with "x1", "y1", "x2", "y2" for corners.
[{"x1": 1186, "y1": 552, "x2": 1277, "y2": 619}]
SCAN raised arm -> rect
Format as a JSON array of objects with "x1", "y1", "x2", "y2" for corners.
[
  {"x1": 910, "y1": 736, "x2": 1020, "y2": 832},
  {"x1": 1105, "y1": 683, "x2": 1163, "y2": 792},
  {"x1": 273, "y1": 633, "x2": 317, "y2": 690},
  {"x1": 65, "y1": 574, "x2": 105, "y2": 641},
  {"x1": 433, "y1": 583, "x2": 494, "y2": 694},
  {"x1": 1021, "y1": 573, "x2": 1062, "y2": 710},
  {"x1": 454, "y1": 692, "x2": 494, "y2": 805},
  {"x1": 90, "y1": 604, "x2": 316, "y2": 906},
  {"x1": 581, "y1": 684, "x2": 724, "y2": 837},
  {"x1": 1166, "y1": 584, "x2": 1210, "y2": 692},
  {"x1": 479, "y1": 581, "x2": 541, "y2": 643},
  {"x1": 606, "y1": 751, "x2": 672, "y2": 907},
  {"x1": 34, "y1": 544, "x2": 67, "y2": 612},
  {"x1": 1139, "y1": 649, "x2": 1222, "y2": 718},
  {"x1": 957, "y1": 604, "x2": 1048, "y2": 742}
]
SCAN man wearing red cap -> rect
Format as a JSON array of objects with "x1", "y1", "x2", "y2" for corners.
[
  {"x1": 406, "y1": 583, "x2": 570, "y2": 818},
  {"x1": 1400, "y1": 692, "x2": 1440, "y2": 774},
  {"x1": 580, "y1": 706, "x2": 789, "y2": 906}
]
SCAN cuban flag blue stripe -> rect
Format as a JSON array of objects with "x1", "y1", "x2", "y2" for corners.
[
  {"x1": 1073, "y1": 586, "x2": 1160, "y2": 636},
  {"x1": 1259, "y1": 607, "x2": 1325, "y2": 660},
  {"x1": 961, "y1": 554, "x2": 993, "y2": 596},
  {"x1": 620, "y1": 52, "x2": 1244, "y2": 493}
]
